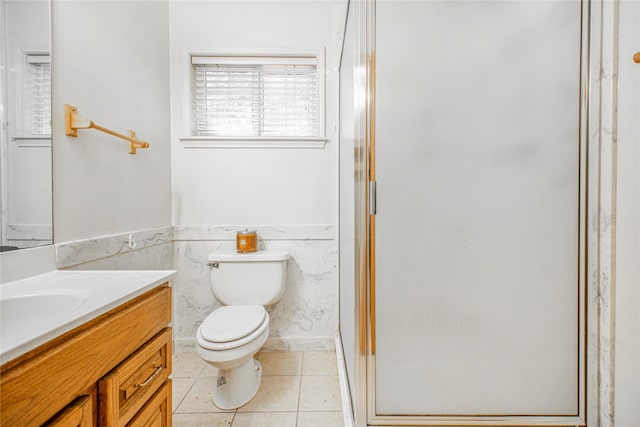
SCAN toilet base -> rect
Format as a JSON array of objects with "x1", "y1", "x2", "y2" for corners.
[{"x1": 212, "y1": 357, "x2": 262, "y2": 410}]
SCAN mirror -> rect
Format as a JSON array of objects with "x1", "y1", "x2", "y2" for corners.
[{"x1": 0, "y1": 0, "x2": 52, "y2": 252}]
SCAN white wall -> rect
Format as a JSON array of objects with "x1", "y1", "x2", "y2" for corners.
[
  {"x1": 52, "y1": 0, "x2": 171, "y2": 243},
  {"x1": 614, "y1": 1, "x2": 640, "y2": 425},
  {"x1": 169, "y1": 0, "x2": 345, "y2": 349},
  {"x1": 170, "y1": 1, "x2": 340, "y2": 227}
]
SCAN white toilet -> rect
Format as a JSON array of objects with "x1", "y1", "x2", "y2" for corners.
[{"x1": 195, "y1": 249, "x2": 289, "y2": 410}]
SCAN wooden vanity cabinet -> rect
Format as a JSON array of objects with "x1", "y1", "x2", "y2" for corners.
[{"x1": 0, "y1": 284, "x2": 172, "y2": 427}]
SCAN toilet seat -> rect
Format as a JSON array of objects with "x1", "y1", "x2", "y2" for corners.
[{"x1": 197, "y1": 305, "x2": 269, "y2": 351}]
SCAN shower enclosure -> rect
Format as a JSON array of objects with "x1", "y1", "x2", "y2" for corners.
[{"x1": 341, "y1": 0, "x2": 594, "y2": 425}]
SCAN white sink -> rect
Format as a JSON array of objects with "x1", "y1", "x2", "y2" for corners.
[
  {"x1": 1, "y1": 290, "x2": 88, "y2": 335},
  {"x1": 1, "y1": 291, "x2": 85, "y2": 319},
  {"x1": 0, "y1": 270, "x2": 176, "y2": 365}
]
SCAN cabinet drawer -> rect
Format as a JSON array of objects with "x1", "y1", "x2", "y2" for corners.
[
  {"x1": 44, "y1": 389, "x2": 96, "y2": 427},
  {"x1": 99, "y1": 329, "x2": 172, "y2": 426},
  {"x1": 126, "y1": 380, "x2": 171, "y2": 427}
]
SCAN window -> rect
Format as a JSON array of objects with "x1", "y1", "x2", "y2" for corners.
[
  {"x1": 191, "y1": 54, "x2": 322, "y2": 138},
  {"x1": 23, "y1": 53, "x2": 51, "y2": 135}
]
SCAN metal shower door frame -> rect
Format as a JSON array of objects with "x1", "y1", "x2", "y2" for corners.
[{"x1": 349, "y1": 0, "x2": 618, "y2": 425}]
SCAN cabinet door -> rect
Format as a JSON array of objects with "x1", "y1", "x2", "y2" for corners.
[
  {"x1": 44, "y1": 393, "x2": 95, "y2": 427},
  {"x1": 126, "y1": 381, "x2": 172, "y2": 427}
]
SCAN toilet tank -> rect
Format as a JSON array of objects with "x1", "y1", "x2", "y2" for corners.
[{"x1": 207, "y1": 250, "x2": 289, "y2": 305}]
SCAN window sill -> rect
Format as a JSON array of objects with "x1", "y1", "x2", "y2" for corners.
[
  {"x1": 12, "y1": 135, "x2": 52, "y2": 140},
  {"x1": 11, "y1": 135, "x2": 52, "y2": 147},
  {"x1": 179, "y1": 136, "x2": 327, "y2": 149}
]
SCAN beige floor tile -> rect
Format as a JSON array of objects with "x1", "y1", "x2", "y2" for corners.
[
  {"x1": 172, "y1": 377, "x2": 196, "y2": 412},
  {"x1": 302, "y1": 352, "x2": 338, "y2": 376},
  {"x1": 231, "y1": 412, "x2": 296, "y2": 427},
  {"x1": 258, "y1": 351, "x2": 303, "y2": 376},
  {"x1": 172, "y1": 351, "x2": 206, "y2": 378},
  {"x1": 175, "y1": 376, "x2": 235, "y2": 413},
  {"x1": 298, "y1": 376, "x2": 342, "y2": 412},
  {"x1": 171, "y1": 350, "x2": 346, "y2": 425},
  {"x1": 297, "y1": 411, "x2": 345, "y2": 427},
  {"x1": 173, "y1": 412, "x2": 234, "y2": 426},
  {"x1": 200, "y1": 364, "x2": 219, "y2": 377},
  {"x1": 237, "y1": 376, "x2": 301, "y2": 412}
]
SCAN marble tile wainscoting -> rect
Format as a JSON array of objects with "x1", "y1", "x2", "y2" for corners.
[
  {"x1": 48, "y1": 224, "x2": 339, "y2": 353},
  {"x1": 172, "y1": 225, "x2": 338, "y2": 352},
  {"x1": 56, "y1": 226, "x2": 174, "y2": 270}
]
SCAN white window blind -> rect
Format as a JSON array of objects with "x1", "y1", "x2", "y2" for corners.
[
  {"x1": 24, "y1": 54, "x2": 51, "y2": 135},
  {"x1": 192, "y1": 55, "x2": 319, "y2": 137}
]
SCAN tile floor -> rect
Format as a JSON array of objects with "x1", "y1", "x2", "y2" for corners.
[{"x1": 172, "y1": 350, "x2": 345, "y2": 427}]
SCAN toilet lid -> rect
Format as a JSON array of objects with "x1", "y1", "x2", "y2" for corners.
[{"x1": 200, "y1": 305, "x2": 267, "y2": 343}]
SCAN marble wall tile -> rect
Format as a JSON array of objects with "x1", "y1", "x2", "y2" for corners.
[
  {"x1": 65, "y1": 242, "x2": 174, "y2": 271},
  {"x1": 56, "y1": 226, "x2": 173, "y2": 269},
  {"x1": 586, "y1": 2, "x2": 617, "y2": 426},
  {"x1": 172, "y1": 240, "x2": 224, "y2": 343},
  {"x1": 173, "y1": 224, "x2": 334, "y2": 241}
]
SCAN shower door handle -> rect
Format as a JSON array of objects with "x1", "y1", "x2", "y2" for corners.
[{"x1": 370, "y1": 181, "x2": 377, "y2": 215}]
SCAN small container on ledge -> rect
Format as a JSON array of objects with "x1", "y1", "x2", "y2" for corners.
[{"x1": 236, "y1": 229, "x2": 258, "y2": 253}]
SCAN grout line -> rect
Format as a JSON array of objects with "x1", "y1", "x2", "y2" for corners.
[
  {"x1": 300, "y1": 350, "x2": 306, "y2": 376},
  {"x1": 295, "y1": 352, "x2": 306, "y2": 426},
  {"x1": 194, "y1": 370, "x2": 206, "y2": 380},
  {"x1": 171, "y1": 376, "x2": 198, "y2": 414},
  {"x1": 195, "y1": 361, "x2": 208, "y2": 379},
  {"x1": 171, "y1": 355, "x2": 205, "y2": 414}
]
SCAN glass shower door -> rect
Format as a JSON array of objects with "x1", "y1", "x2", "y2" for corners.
[{"x1": 373, "y1": 0, "x2": 585, "y2": 420}]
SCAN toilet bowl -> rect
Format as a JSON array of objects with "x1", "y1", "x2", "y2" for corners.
[
  {"x1": 194, "y1": 250, "x2": 289, "y2": 409},
  {"x1": 196, "y1": 305, "x2": 270, "y2": 409}
]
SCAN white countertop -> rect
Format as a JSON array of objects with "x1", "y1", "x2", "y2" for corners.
[{"x1": 0, "y1": 269, "x2": 176, "y2": 365}]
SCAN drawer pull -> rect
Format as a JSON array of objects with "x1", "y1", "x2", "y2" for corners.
[{"x1": 134, "y1": 365, "x2": 163, "y2": 388}]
